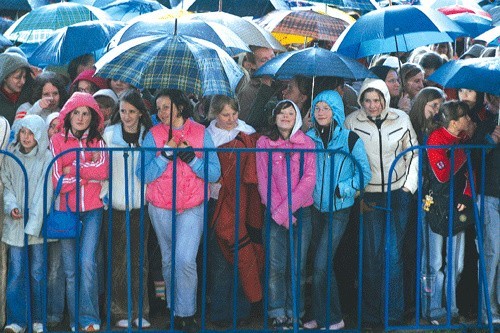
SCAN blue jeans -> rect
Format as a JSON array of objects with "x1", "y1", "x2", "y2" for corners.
[
  {"x1": 61, "y1": 208, "x2": 103, "y2": 329},
  {"x1": 265, "y1": 206, "x2": 312, "y2": 319},
  {"x1": 310, "y1": 207, "x2": 351, "y2": 327},
  {"x1": 362, "y1": 189, "x2": 412, "y2": 325},
  {"x1": 148, "y1": 204, "x2": 204, "y2": 317},
  {"x1": 6, "y1": 244, "x2": 43, "y2": 326},
  {"x1": 478, "y1": 195, "x2": 500, "y2": 323},
  {"x1": 421, "y1": 218, "x2": 464, "y2": 320},
  {"x1": 47, "y1": 241, "x2": 64, "y2": 324}
]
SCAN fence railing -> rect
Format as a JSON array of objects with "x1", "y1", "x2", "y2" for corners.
[{"x1": 0, "y1": 144, "x2": 496, "y2": 333}]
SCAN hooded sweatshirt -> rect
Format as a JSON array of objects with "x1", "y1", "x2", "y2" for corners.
[
  {"x1": 1, "y1": 115, "x2": 53, "y2": 246},
  {"x1": 49, "y1": 92, "x2": 108, "y2": 212},
  {"x1": 256, "y1": 100, "x2": 316, "y2": 228},
  {"x1": 344, "y1": 79, "x2": 419, "y2": 193},
  {"x1": 306, "y1": 90, "x2": 371, "y2": 212}
]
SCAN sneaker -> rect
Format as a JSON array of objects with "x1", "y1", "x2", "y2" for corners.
[
  {"x1": 174, "y1": 316, "x2": 199, "y2": 333},
  {"x1": 133, "y1": 318, "x2": 151, "y2": 328},
  {"x1": 322, "y1": 319, "x2": 345, "y2": 330},
  {"x1": 271, "y1": 316, "x2": 289, "y2": 329},
  {"x1": 82, "y1": 324, "x2": 100, "y2": 332},
  {"x1": 303, "y1": 320, "x2": 318, "y2": 329},
  {"x1": 4, "y1": 324, "x2": 25, "y2": 333},
  {"x1": 285, "y1": 317, "x2": 302, "y2": 329},
  {"x1": 115, "y1": 320, "x2": 129, "y2": 328},
  {"x1": 32, "y1": 323, "x2": 44, "y2": 333}
]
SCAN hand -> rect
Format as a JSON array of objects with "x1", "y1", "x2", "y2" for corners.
[
  {"x1": 178, "y1": 147, "x2": 195, "y2": 164},
  {"x1": 402, "y1": 187, "x2": 411, "y2": 193},
  {"x1": 63, "y1": 166, "x2": 71, "y2": 175},
  {"x1": 397, "y1": 93, "x2": 411, "y2": 113},
  {"x1": 39, "y1": 97, "x2": 54, "y2": 109},
  {"x1": 490, "y1": 126, "x2": 500, "y2": 144},
  {"x1": 165, "y1": 138, "x2": 177, "y2": 148},
  {"x1": 11, "y1": 208, "x2": 22, "y2": 219},
  {"x1": 457, "y1": 203, "x2": 466, "y2": 212}
]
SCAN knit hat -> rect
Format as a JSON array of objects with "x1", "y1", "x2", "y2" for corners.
[
  {"x1": 45, "y1": 112, "x2": 60, "y2": 128},
  {"x1": 460, "y1": 44, "x2": 486, "y2": 59},
  {"x1": 0, "y1": 52, "x2": 30, "y2": 83},
  {"x1": 370, "y1": 65, "x2": 394, "y2": 81},
  {"x1": 93, "y1": 89, "x2": 118, "y2": 105},
  {"x1": 4, "y1": 46, "x2": 27, "y2": 59},
  {"x1": 71, "y1": 69, "x2": 108, "y2": 92},
  {"x1": 58, "y1": 92, "x2": 104, "y2": 132}
]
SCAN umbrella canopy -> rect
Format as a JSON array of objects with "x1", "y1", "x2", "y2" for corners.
[
  {"x1": 0, "y1": 34, "x2": 13, "y2": 49},
  {"x1": 256, "y1": 9, "x2": 350, "y2": 45},
  {"x1": 101, "y1": 0, "x2": 166, "y2": 22},
  {"x1": 427, "y1": 57, "x2": 500, "y2": 96},
  {"x1": 108, "y1": 18, "x2": 249, "y2": 56},
  {"x1": 474, "y1": 25, "x2": 500, "y2": 46},
  {"x1": 94, "y1": 34, "x2": 243, "y2": 96},
  {"x1": 4, "y1": 2, "x2": 112, "y2": 43},
  {"x1": 332, "y1": 5, "x2": 467, "y2": 59},
  {"x1": 188, "y1": 11, "x2": 285, "y2": 51},
  {"x1": 0, "y1": 0, "x2": 47, "y2": 11},
  {"x1": 293, "y1": 4, "x2": 356, "y2": 25},
  {"x1": 315, "y1": 0, "x2": 380, "y2": 13},
  {"x1": 174, "y1": 0, "x2": 290, "y2": 18},
  {"x1": 0, "y1": 17, "x2": 14, "y2": 34},
  {"x1": 253, "y1": 44, "x2": 376, "y2": 81},
  {"x1": 28, "y1": 20, "x2": 125, "y2": 67},
  {"x1": 128, "y1": 7, "x2": 191, "y2": 22},
  {"x1": 448, "y1": 13, "x2": 493, "y2": 37},
  {"x1": 437, "y1": 4, "x2": 492, "y2": 19}
]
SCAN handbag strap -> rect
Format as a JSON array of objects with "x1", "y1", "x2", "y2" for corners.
[{"x1": 50, "y1": 175, "x2": 72, "y2": 213}]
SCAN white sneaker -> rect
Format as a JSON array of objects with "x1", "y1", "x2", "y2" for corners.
[
  {"x1": 4, "y1": 324, "x2": 25, "y2": 333},
  {"x1": 133, "y1": 318, "x2": 151, "y2": 328},
  {"x1": 322, "y1": 319, "x2": 345, "y2": 330},
  {"x1": 303, "y1": 320, "x2": 318, "y2": 329},
  {"x1": 32, "y1": 323, "x2": 43, "y2": 333},
  {"x1": 115, "y1": 320, "x2": 129, "y2": 328}
]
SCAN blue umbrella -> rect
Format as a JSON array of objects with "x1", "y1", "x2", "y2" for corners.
[
  {"x1": 254, "y1": 44, "x2": 376, "y2": 80},
  {"x1": 332, "y1": 5, "x2": 467, "y2": 59},
  {"x1": 174, "y1": 0, "x2": 290, "y2": 18},
  {"x1": 95, "y1": 34, "x2": 243, "y2": 96},
  {"x1": 474, "y1": 25, "x2": 500, "y2": 46},
  {"x1": 109, "y1": 18, "x2": 250, "y2": 56},
  {"x1": 0, "y1": 17, "x2": 13, "y2": 34},
  {"x1": 449, "y1": 13, "x2": 493, "y2": 37},
  {"x1": 0, "y1": 0, "x2": 48, "y2": 11},
  {"x1": 314, "y1": 0, "x2": 380, "y2": 13},
  {"x1": 101, "y1": 0, "x2": 166, "y2": 22},
  {"x1": 0, "y1": 34, "x2": 13, "y2": 49},
  {"x1": 427, "y1": 57, "x2": 500, "y2": 96},
  {"x1": 28, "y1": 20, "x2": 125, "y2": 67}
]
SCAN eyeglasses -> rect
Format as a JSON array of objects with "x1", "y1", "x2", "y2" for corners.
[
  {"x1": 314, "y1": 106, "x2": 332, "y2": 113},
  {"x1": 78, "y1": 87, "x2": 92, "y2": 93}
]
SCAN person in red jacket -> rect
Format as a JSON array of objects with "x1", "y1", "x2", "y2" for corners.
[
  {"x1": 423, "y1": 100, "x2": 472, "y2": 325},
  {"x1": 50, "y1": 92, "x2": 109, "y2": 332}
]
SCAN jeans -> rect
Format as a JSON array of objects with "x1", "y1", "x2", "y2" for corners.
[
  {"x1": 47, "y1": 241, "x2": 64, "y2": 324},
  {"x1": 310, "y1": 207, "x2": 351, "y2": 327},
  {"x1": 6, "y1": 244, "x2": 43, "y2": 326},
  {"x1": 61, "y1": 208, "x2": 103, "y2": 329},
  {"x1": 265, "y1": 206, "x2": 312, "y2": 319},
  {"x1": 421, "y1": 219, "x2": 464, "y2": 320},
  {"x1": 478, "y1": 195, "x2": 500, "y2": 323},
  {"x1": 362, "y1": 189, "x2": 412, "y2": 325},
  {"x1": 148, "y1": 204, "x2": 204, "y2": 317}
]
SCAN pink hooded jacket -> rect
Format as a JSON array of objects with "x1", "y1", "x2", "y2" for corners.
[
  {"x1": 50, "y1": 92, "x2": 108, "y2": 212},
  {"x1": 256, "y1": 100, "x2": 316, "y2": 228}
]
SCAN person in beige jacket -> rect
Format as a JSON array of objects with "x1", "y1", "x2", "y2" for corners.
[{"x1": 0, "y1": 115, "x2": 10, "y2": 329}]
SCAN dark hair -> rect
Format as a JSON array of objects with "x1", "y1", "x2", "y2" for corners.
[
  {"x1": 110, "y1": 89, "x2": 153, "y2": 140},
  {"x1": 208, "y1": 95, "x2": 239, "y2": 120},
  {"x1": 30, "y1": 71, "x2": 68, "y2": 107},
  {"x1": 67, "y1": 54, "x2": 95, "y2": 82},
  {"x1": 265, "y1": 100, "x2": 295, "y2": 141},
  {"x1": 293, "y1": 75, "x2": 313, "y2": 113},
  {"x1": 154, "y1": 89, "x2": 193, "y2": 120},
  {"x1": 418, "y1": 51, "x2": 445, "y2": 71},
  {"x1": 69, "y1": 80, "x2": 100, "y2": 96},
  {"x1": 438, "y1": 100, "x2": 469, "y2": 128},
  {"x1": 409, "y1": 87, "x2": 446, "y2": 143},
  {"x1": 458, "y1": 88, "x2": 485, "y2": 123},
  {"x1": 63, "y1": 107, "x2": 102, "y2": 145},
  {"x1": 313, "y1": 76, "x2": 344, "y2": 98}
]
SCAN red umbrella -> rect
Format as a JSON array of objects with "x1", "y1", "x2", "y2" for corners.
[{"x1": 438, "y1": 5, "x2": 492, "y2": 20}]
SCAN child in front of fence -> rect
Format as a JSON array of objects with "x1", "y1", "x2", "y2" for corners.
[
  {"x1": 256, "y1": 100, "x2": 316, "y2": 329},
  {"x1": 1, "y1": 115, "x2": 53, "y2": 333}
]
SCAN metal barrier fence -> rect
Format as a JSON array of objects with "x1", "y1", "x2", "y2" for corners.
[{"x1": 0, "y1": 144, "x2": 496, "y2": 333}]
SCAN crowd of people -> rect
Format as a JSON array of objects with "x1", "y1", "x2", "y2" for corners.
[{"x1": 0, "y1": 24, "x2": 498, "y2": 333}]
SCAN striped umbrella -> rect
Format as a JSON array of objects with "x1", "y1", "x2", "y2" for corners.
[
  {"x1": 95, "y1": 34, "x2": 243, "y2": 96},
  {"x1": 4, "y1": 2, "x2": 111, "y2": 43},
  {"x1": 256, "y1": 9, "x2": 350, "y2": 45},
  {"x1": 100, "y1": 0, "x2": 166, "y2": 22}
]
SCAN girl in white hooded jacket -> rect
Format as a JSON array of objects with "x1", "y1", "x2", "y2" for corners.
[{"x1": 1, "y1": 115, "x2": 53, "y2": 333}]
